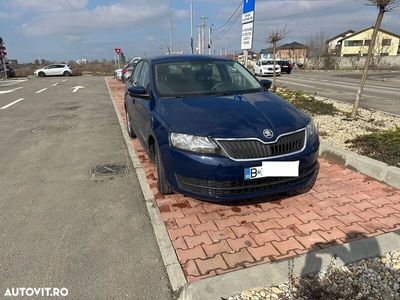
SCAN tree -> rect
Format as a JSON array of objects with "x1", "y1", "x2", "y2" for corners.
[
  {"x1": 351, "y1": 0, "x2": 400, "y2": 119},
  {"x1": 266, "y1": 26, "x2": 288, "y2": 92},
  {"x1": 306, "y1": 29, "x2": 329, "y2": 69}
]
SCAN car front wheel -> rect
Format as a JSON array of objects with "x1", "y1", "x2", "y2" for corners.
[
  {"x1": 126, "y1": 111, "x2": 136, "y2": 138},
  {"x1": 63, "y1": 71, "x2": 71, "y2": 77},
  {"x1": 155, "y1": 144, "x2": 173, "y2": 195},
  {"x1": 38, "y1": 72, "x2": 45, "y2": 77}
]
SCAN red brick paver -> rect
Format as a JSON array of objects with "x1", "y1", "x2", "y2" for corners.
[{"x1": 107, "y1": 78, "x2": 400, "y2": 283}]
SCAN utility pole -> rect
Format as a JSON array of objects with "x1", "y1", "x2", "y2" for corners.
[
  {"x1": 200, "y1": 16, "x2": 207, "y2": 55},
  {"x1": 190, "y1": 0, "x2": 194, "y2": 54},
  {"x1": 208, "y1": 26, "x2": 212, "y2": 55},
  {"x1": 0, "y1": 37, "x2": 7, "y2": 79},
  {"x1": 169, "y1": 0, "x2": 173, "y2": 54}
]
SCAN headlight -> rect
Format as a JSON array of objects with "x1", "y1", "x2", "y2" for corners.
[
  {"x1": 306, "y1": 121, "x2": 317, "y2": 138},
  {"x1": 170, "y1": 133, "x2": 219, "y2": 154}
]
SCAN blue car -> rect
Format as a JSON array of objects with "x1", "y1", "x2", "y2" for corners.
[{"x1": 124, "y1": 55, "x2": 319, "y2": 201}]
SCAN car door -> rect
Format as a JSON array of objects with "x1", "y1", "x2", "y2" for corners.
[
  {"x1": 44, "y1": 65, "x2": 56, "y2": 76},
  {"x1": 133, "y1": 61, "x2": 152, "y2": 145},
  {"x1": 125, "y1": 61, "x2": 143, "y2": 138},
  {"x1": 55, "y1": 65, "x2": 65, "y2": 75}
]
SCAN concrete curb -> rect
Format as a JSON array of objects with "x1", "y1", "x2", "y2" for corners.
[
  {"x1": 319, "y1": 142, "x2": 400, "y2": 189},
  {"x1": 179, "y1": 230, "x2": 400, "y2": 300},
  {"x1": 105, "y1": 79, "x2": 187, "y2": 295}
]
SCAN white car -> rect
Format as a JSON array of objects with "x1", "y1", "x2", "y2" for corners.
[
  {"x1": 114, "y1": 68, "x2": 122, "y2": 80},
  {"x1": 34, "y1": 64, "x2": 72, "y2": 77},
  {"x1": 254, "y1": 60, "x2": 281, "y2": 77}
]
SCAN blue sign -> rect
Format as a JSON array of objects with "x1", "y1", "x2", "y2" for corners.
[{"x1": 243, "y1": 0, "x2": 255, "y2": 14}]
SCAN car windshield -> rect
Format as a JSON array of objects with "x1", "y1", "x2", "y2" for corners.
[
  {"x1": 154, "y1": 60, "x2": 262, "y2": 97},
  {"x1": 261, "y1": 61, "x2": 274, "y2": 65}
]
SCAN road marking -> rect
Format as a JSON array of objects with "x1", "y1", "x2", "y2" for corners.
[
  {"x1": 0, "y1": 98, "x2": 24, "y2": 110},
  {"x1": 62, "y1": 79, "x2": 68, "y2": 82},
  {"x1": 35, "y1": 88, "x2": 47, "y2": 94},
  {"x1": 52, "y1": 83, "x2": 59, "y2": 86},
  {"x1": 0, "y1": 87, "x2": 23, "y2": 95},
  {"x1": 0, "y1": 79, "x2": 28, "y2": 87},
  {"x1": 72, "y1": 86, "x2": 84, "y2": 93},
  {"x1": 278, "y1": 80, "x2": 316, "y2": 88}
]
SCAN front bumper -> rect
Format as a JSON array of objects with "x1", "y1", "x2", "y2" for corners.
[{"x1": 161, "y1": 137, "x2": 319, "y2": 201}]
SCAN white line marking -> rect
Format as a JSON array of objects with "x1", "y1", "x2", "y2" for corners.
[
  {"x1": 35, "y1": 88, "x2": 47, "y2": 94},
  {"x1": 72, "y1": 86, "x2": 84, "y2": 93},
  {"x1": 52, "y1": 83, "x2": 59, "y2": 86},
  {"x1": 0, "y1": 79, "x2": 28, "y2": 87},
  {"x1": 0, "y1": 98, "x2": 25, "y2": 110},
  {"x1": 62, "y1": 79, "x2": 68, "y2": 82},
  {"x1": 0, "y1": 87, "x2": 23, "y2": 94}
]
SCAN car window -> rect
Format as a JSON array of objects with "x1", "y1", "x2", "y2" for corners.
[
  {"x1": 262, "y1": 61, "x2": 274, "y2": 65},
  {"x1": 154, "y1": 60, "x2": 262, "y2": 97},
  {"x1": 138, "y1": 62, "x2": 149, "y2": 91},
  {"x1": 131, "y1": 61, "x2": 143, "y2": 85}
]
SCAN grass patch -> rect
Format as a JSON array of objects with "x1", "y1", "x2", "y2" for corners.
[
  {"x1": 346, "y1": 126, "x2": 400, "y2": 167},
  {"x1": 277, "y1": 89, "x2": 338, "y2": 116}
]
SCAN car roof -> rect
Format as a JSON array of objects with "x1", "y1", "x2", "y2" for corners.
[{"x1": 148, "y1": 55, "x2": 234, "y2": 64}]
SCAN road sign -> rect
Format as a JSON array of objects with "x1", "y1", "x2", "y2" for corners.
[
  {"x1": 243, "y1": 0, "x2": 255, "y2": 14},
  {"x1": 241, "y1": 22, "x2": 254, "y2": 50},
  {"x1": 115, "y1": 48, "x2": 121, "y2": 54}
]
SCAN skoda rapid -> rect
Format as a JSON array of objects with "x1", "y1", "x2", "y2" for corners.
[{"x1": 124, "y1": 56, "x2": 319, "y2": 201}]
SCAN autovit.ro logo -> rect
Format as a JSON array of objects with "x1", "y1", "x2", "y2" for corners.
[{"x1": 4, "y1": 287, "x2": 68, "y2": 297}]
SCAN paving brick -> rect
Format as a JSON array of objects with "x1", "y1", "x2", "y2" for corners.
[
  {"x1": 316, "y1": 206, "x2": 341, "y2": 219},
  {"x1": 175, "y1": 215, "x2": 201, "y2": 227},
  {"x1": 272, "y1": 237, "x2": 305, "y2": 255},
  {"x1": 332, "y1": 196, "x2": 355, "y2": 206},
  {"x1": 185, "y1": 231, "x2": 213, "y2": 248},
  {"x1": 254, "y1": 219, "x2": 282, "y2": 232},
  {"x1": 355, "y1": 209, "x2": 383, "y2": 222},
  {"x1": 372, "y1": 205, "x2": 399, "y2": 217},
  {"x1": 172, "y1": 237, "x2": 187, "y2": 250},
  {"x1": 248, "y1": 243, "x2": 280, "y2": 260},
  {"x1": 295, "y1": 203, "x2": 315, "y2": 214},
  {"x1": 359, "y1": 218, "x2": 389, "y2": 233},
  {"x1": 295, "y1": 232, "x2": 327, "y2": 249},
  {"x1": 169, "y1": 225, "x2": 195, "y2": 240},
  {"x1": 192, "y1": 221, "x2": 218, "y2": 235},
  {"x1": 296, "y1": 211, "x2": 323, "y2": 223},
  {"x1": 202, "y1": 240, "x2": 233, "y2": 257},
  {"x1": 316, "y1": 228, "x2": 348, "y2": 242},
  {"x1": 161, "y1": 209, "x2": 185, "y2": 221},
  {"x1": 208, "y1": 228, "x2": 236, "y2": 242},
  {"x1": 215, "y1": 216, "x2": 240, "y2": 230},
  {"x1": 351, "y1": 200, "x2": 378, "y2": 212},
  {"x1": 294, "y1": 220, "x2": 324, "y2": 235},
  {"x1": 316, "y1": 218, "x2": 345, "y2": 231},
  {"x1": 231, "y1": 223, "x2": 259, "y2": 237},
  {"x1": 313, "y1": 191, "x2": 335, "y2": 200},
  {"x1": 222, "y1": 248, "x2": 255, "y2": 268},
  {"x1": 197, "y1": 212, "x2": 222, "y2": 223},
  {"x1": 255, "y1": 209, "x2": 282, "y2": 221},
  {"x1": 251, "y1": 229, "x2": 281, "y2": 246},
  {"x1": 186, "y1": 271, "x2": 217, "y2": 283},
  {"x1": 273, "y1": 227, "x2": 298, "y2": 239},
  {"x1": 369, "y1": 197, "x2": 396, "y2": 208},
  {"x1": 339, "y1": 223, "x2": 370, "y2": 237},
  {"x1": 271, "y1": 250, "x2": 298, "y2": 261},
  {"x1": 177, "y1": 245, "x2": 207, "y2": 263},
  {"x1": 182, "y1": 260, "x2": 200, "y2": 277},
  {"x1": 227, "y1": 235, "x2": 257, "y2": 251},
  {"x1": 276, "y1": 215, "x2": 303, "y2": 228},
  {"x1": 203, "y1": 203, "x2": 228, "y2": 213},
  {"x1": 235, "y1": 214, "x2": 261, "y2": 224},
  {"x1": 334, "y1": 204, "x2": 361, "y2": 215},
  {"x1": 182, "y1": 205, "x2": 206, "y2": 216},
  {"x1": 335, "y1": 213, "x2": 363, "y2": 225},
  {"x1": 164, "y1": 219, "x2": 179, "y2": 229},
  {"x1": 376, "y1": 215, "x2": 400, "y2": 228},
  {"x1": 348, "y1": 193, "x2": 372, "y2": 202},
  {"x1": 275, "y1": 206, "x2": 301, "y2": 218},
  {"x1": 195, "y1": 254, "x2": 228, "y2": 275}
]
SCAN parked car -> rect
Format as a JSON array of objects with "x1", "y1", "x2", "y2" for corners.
[
  {"x1": 254, "y1": 60, "x2": 281, "y2": 76},
  {"x1": 0, "y1": 63, "x2": 15, "y2": 77},
  {"x1": 114, "y1": 68, "x2": 122, "y2": 80},
  {"x1": 34, "y1": 64, "x2": 72, "y2": 77},
  {"x1": 276, "y1": 60, "x2": 292, "y2": 74},
  {"x1": 124, "y1": 55, "x2": 319, "y2": 201},
  {"x1": 121, "y1": 62, "x2": 137, "y2": 83}
]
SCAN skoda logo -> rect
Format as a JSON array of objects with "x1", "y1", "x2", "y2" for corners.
[{"x1": 263, "y1": 129, "x2": 274, "y2": 139}]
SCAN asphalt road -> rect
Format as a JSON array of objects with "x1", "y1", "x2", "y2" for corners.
[
  {"x1": 0, "y1": 77, "x2": 172, "y2": 299},
  {"x1": 264, "y1": 70, "x2": 400, "y2": 116}
]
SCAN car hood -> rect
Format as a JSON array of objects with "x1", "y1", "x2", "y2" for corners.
[{"x1": 156, "y1": 92, "x2": 310, "y2": 140}]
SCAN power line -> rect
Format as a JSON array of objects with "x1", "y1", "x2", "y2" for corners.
[{"x1": 214, "y1": 0, "x2": 243, "y2": 32}]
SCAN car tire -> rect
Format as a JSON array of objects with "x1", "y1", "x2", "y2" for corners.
[
  {"x1": 63, "y1": 71, "x2": 71, "y2": 77},
  {"x1": 155, "y1": 143, "x2": 173, "y2": 195},
  {"x1": 126, "y1": 111, "x2": 136, "y2": 138},
  {"x1": 38, "y1": 72, "x2": 45, "y2": 77}
]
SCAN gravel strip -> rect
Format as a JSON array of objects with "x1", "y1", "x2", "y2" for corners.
[
  {"x1": 277, "y1": 89, "x2": 400, "y2": 154},
  {"x1": 226, "y1": 250, "x2": 400, "y2": 300}
]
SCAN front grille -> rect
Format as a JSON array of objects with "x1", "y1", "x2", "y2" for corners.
[
  {"x1": 217, "y1": 129, "x2": 306, "y2": 160},
  {"x1": 176, "y1": 163, "x2": 316, "y2": 198}
]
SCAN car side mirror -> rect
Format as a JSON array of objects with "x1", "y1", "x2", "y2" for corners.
[
  {"x1": 259, "y1": 79, "x2": 272, "y2": 91},
  {"x1": 128, "y1": 86, "x2": 146, "y2": 97}
]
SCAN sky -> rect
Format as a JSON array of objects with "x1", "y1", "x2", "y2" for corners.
[{"x1": 0, "y1": 0, "x2": 399, "y2": 62}]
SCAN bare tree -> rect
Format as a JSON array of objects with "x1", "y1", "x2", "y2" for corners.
[
  {"x1": 267, "y1": 26, "x2": 288, "y2": 92},
  {"x1": 306, "y1": 29, "x2": 329, "y2": 69},
  {"x1": 351, "y1": 0, "x2": 400, "y2": 119}
]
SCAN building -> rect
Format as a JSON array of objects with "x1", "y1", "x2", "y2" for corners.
[
  {"x1": 329, "y1": 27, "x2": 400, "y2": 57},
  {"x1": 326, "y1": 30, "x2": 355, "y2": 55},
  {"x1": 260, "y1": 42, "x2": 308, "y2": 63}
]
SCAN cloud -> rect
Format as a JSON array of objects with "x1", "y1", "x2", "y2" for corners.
[{"x1": 5, "y1": 0, "x2": 88, "y2": 13}]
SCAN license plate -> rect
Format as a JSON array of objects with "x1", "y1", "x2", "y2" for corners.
[{"x1": 244, "y1": 161, "x2": 299, "y2": 180}]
